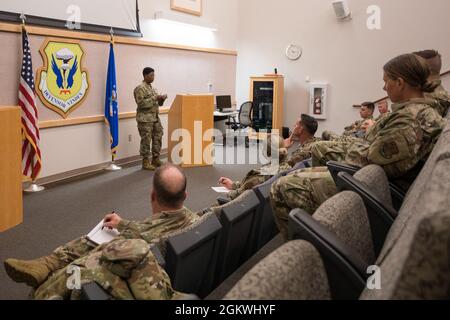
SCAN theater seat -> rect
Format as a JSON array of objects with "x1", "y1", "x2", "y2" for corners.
[
  {"x1": 336, "y1": 165, "x2": 397, "y2": 255},
  {"x1": 327, "y1": 161, "x2": 406, "y2": 210},
  {"x1": 252, "y1": 174, "x2": 283, "y2": 251},
  {"x1": 289, "y1": 191, "x2": 375, "y2": 299},
  {"x1": 224, "y1": 240, "x2": 331, "y2": 300},
  {"x1": 80, "y1": 282, "x2": 112, "y2": 300},
  {"x1": 213, "y1": 190, "x2": 261, "y2": 285},
  {"x1": 361, "y1": 158, "x2": 450, "y2": 300},
  {"x1": 155, "y1": 213, "x2": 222, "y2": 298}
]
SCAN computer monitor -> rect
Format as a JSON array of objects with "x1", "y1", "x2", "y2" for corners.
[{"x1": 216, "y1": 95, "x2": 232, "y2": 111}]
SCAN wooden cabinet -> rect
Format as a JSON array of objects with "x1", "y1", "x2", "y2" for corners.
[
  {"x1": 249, "y1": 75, "x2": 284, "y2": 140},
  {"x1": 0, "y1": 106, "x2": 23, "y2": 232}
]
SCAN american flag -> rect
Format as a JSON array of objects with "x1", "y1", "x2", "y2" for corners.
[{"x1": 18, "y1": 27, "x2": 41, "y2": 180}]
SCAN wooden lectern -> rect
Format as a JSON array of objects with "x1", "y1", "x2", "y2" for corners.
[
  {"x1": 168, "y1": 95, "x2": 214, "y2": 168},
  {"x1": 0, "y1": 106, "x2": 23, "y2": 232}
]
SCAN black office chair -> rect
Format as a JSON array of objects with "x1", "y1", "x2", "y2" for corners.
[
  {"x1": 226, "y1": 101, "x2": 253, "y2": 147},
  {"x1": 227, "y1": 101, "x2": 253, "y2": 130}
]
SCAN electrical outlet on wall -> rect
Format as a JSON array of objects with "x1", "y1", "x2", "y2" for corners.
[{"x1": 128, "y1": 134, "x2": 132, "y2": 142}]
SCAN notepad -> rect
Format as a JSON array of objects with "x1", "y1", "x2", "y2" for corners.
[
  {"x1": 212, "y1": 186, "x2": 231, "y2": 194},
  {"x1": 86, "y1": 220, "x2": 120, "y2": 245}
]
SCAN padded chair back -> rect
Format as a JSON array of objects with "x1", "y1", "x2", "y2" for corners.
[
  {"x1": 252, "y1": 174, "x2": 283, "y2": 250},
  {"x1": 289, "y1": 191, "x2": 375, "y2": 300},
  {"x1": 224, "y1": 240, "x2": 331, "y2": 300},
  {"x1": 162, "y1": 213, "x2": 222, "y2": 298},
  {"x1": 327, "y1": 161, "x2": 406, "y2": 210},
  {"x1": 361, "y1": 158, "x2": 450, "y2": 299},
  {"x1": 336, "y1": 165, "x2": 397, "y2": 256},
  {"x1": 238, "y1": 101, "x2": 253, "y2": 127},
  {"x1": 214, "y1": 190, "x2": 261, "y2": 284}
]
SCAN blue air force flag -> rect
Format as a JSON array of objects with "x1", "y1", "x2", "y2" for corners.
[{"x1": 104, "y1": 43, "x2": 119, "y2": 160}]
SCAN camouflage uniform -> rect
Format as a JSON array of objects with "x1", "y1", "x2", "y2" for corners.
[
  {"x1": 134, "y1": 81, "x2": 164, "y2": 160},
  {"x1": 51, "y1": 207, "x2": 199, "y2": 271},
  {"x1": 270, "y1": 167, "x2": 337, "y2": 239},
  {"x1": 287, "y1": 137, "x2": 322, "y2": 167},
  {"x1": 272, "y1": 98, "x2": 445, "y2": 240},
  {"x1": 343, "y1": 115, "x2": 374, "y2": 137},
  {"x1": 312, "y1": 135, "x2": 364, "y2": 167},
  {"x1": 33, "y1": 239, "x2": 185, "y2": 300},
  {"x1": 374, "y1": 111, "x2": 391, "y2": 122},
  {"x1": 228, "y1": 161, "x2": 292, "y2": 200},
  {"x1": 345, "y1": 98, "x2": 445, "y2": 180},
  {"x1": 321, "y1": 130, "x2": 341, "y2": 141},
  {"x1": 322, "y1": 116, "x2": 373, "y2": 141},
  {"x1": 425, "y1": 82, "x2": 450, "y2": 117}
]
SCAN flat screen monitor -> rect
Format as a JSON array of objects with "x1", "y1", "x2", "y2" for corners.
[{"x1": 216, "y1": 95, "x2": 232, "y2": 111}]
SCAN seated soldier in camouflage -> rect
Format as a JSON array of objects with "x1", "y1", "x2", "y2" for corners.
[
  {"x1": 414, "y1": 50, "x2": 450, "y2": 117},
  {"x1": 283, "y1": 114, "x2": 321, "y2": 167},
  {"x1": 361, "y1": 100, "x2": 392, "y2": 133},
  {"x1": 374, "y1": 100, "x2": 391, "y2": 122},
  {"x1": 218, "y1": 135, "x2": 291, "y2": 201},
  {"x1": 33, "y1": 238, "x2": 188, "y2": 300},
  {"x1": 271, "y1": 53, "x2": 446, "y2": 240},
  {"x1": 322, "y1": 102, "x2": 375, "y2": 141},
  {"x1": 4, "y1": 164, "x2": 200, "y2": 289}
]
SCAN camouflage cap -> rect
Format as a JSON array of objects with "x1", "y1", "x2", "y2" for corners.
[{"x1": 100, "y1": 239, "x2": 150, "y2": 279}]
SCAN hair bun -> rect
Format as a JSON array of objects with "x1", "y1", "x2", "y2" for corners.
[{"x1": 421, "y1": 80, "x2": 439, "y2": 93}]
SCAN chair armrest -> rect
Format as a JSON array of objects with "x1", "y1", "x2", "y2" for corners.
[
  {"x1": 217, "y1": 197, "x2": 231, "y2": 205},
  {"x1": 388, "y1": 182, "x2": 406, "y2": 211},
  {"x1": 150, "y1": 245, "x2": 166, "y2": 269},
  {"x1": 80, "y1": 282, "x2": 112, "y2": 300},
  {"x1": 327, "y1": 161, "x2": 362, "y2": 186}
]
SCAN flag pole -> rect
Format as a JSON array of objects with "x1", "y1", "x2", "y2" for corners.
[
  {"x1": 105, "y1": 155, "x2": 122, "y2": 171},
  {"x1": 20, "y1": 13, "x2": 45, "y2": 192},
  {"x1": 105, "y1": 27, "x2": 121, "y2": 172},
  {"x1": 20, "y1": 12, "x2": 26, "y2": 26},
  {"x1": 24, "y1": 181, "x2": 45, "y2": 193}
]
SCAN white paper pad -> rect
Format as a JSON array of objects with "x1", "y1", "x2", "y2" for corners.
[
  {"x1": 212, "y1": 186, "x2": 231, "y2": 194},
  {"x1": 87, "y1": 220, "x2": 120, "y2": 245}
]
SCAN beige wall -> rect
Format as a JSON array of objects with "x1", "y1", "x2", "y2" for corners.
[
  {"x1": 0, "y1": 9, "x2": 237, "y2": 179},
  {"x1": 139, "y1": 0, "x2": 239, "y2": 50},
  {"x1": 0, "y1": 0, "x2": 240, "y2": 50},
  {"x1": 39, "y1": 116, "x2": 168, "y2": 177},
  {"x1": 0, "y1": 31, "x2": 237, "y2": 122},
  {"x1": 236, "y1": 0, "x2": 450, "y2": 134}
]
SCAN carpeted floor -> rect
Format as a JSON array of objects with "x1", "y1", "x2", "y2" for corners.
[{"x1": 0, "y1": 144, "x2": 265, "y2": 300}]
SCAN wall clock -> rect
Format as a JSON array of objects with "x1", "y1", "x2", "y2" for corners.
[{"x1": 286, "y1": 44, "x2": 302, "y2": 60}]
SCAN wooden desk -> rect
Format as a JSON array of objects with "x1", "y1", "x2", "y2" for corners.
[{"x1": 0, "y1": 106, "x2": 23, "y2": 232}]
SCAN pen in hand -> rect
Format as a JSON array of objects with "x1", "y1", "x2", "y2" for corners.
[{"x1": 102, "y1": 211, "x2": 116, "y2": 230}]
